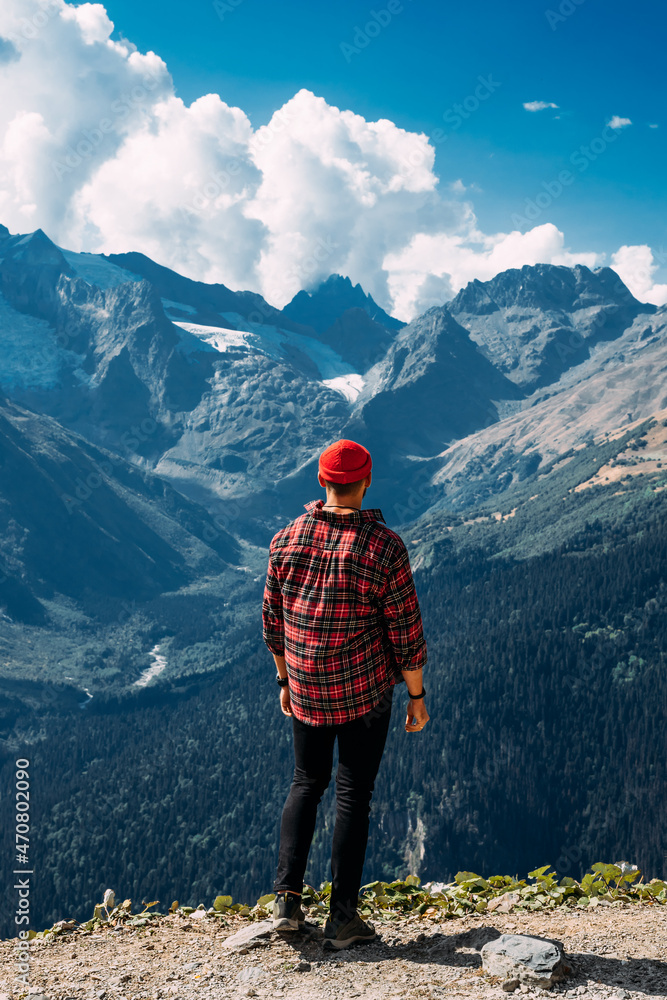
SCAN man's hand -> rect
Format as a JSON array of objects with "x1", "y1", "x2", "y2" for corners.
[
  {"x1": 280, "y1": 684, "x2": 292, "y2": 717},
  {"x1": 405, "y1": 698, "x2": 429, "y2": 733}
]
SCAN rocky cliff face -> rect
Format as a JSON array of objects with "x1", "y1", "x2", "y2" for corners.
[
  {"x1": 0, "y1": 227, "x2": 220, "y2": 459},
  {"x1": 424, "y1": 306, "x2": 667, "y2": 509},
  {"x1": 447, "y1": 262, "x2": 654, "y2": 391},
  {"x1": 351, "y1": 306, "x2": 524, "y2": 458}
]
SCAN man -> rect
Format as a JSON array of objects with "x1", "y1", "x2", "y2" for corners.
[{"x1": 262, "y1": 438, "x2": 429, "y2": 950}]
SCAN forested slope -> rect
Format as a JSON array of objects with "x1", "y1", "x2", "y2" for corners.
[{"x1": 1, "y1": 482, "x2": 664, "y2": 938}]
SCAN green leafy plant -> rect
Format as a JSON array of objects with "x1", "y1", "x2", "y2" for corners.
[{"x1": 23, "y1": 863, "x2": 666, "y2": 940}]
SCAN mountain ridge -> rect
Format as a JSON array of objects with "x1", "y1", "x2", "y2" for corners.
[{"x1": 1, "y1": 220, "x2": 665, "y2": 615}]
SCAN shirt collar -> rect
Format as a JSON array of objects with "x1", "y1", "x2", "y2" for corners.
[{"x1": 304, "y1": 499, "x2": 386, "y2": 524}]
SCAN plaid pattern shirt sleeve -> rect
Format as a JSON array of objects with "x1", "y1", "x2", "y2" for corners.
[
  {"x1": 377, "y1": 542, "x2": 427, "y2": 672},
  {"x1": 262, "y1": 552, "x2": 285, "y2": 656},
  {"x1": 261, "y1": 500, "x2": 428, "y2": 726}
]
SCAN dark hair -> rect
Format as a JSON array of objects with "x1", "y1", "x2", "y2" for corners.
[{"x1": 324, "y1": 477, "x2": 367, "y2": 497}]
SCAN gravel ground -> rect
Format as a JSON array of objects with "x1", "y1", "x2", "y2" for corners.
[{"x1": 1, "y1": 905, "x2": 665, "y2": 1000}]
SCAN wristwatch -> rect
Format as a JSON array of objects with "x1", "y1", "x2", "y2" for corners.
[
  {"x1": 276, "y1": 674, "x2": 289, "y2": 687},
  {"x1": 408, "y1": 686, "x2": 426, "y2": 700}
]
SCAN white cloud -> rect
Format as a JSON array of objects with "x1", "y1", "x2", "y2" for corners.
[
  {"x1": 70, "y1": 92, "x2": 266, "y2": 290},
  {"x1": 60, "y1": 2, "x2": 114, "y2": 45},
  {"x1": 0, "y1": 0, "x2": 659, "y2": 321},
  {"x1": 523, "y1": 101, "x2": 559, "y2": 112},
  {"x1": 384, "y1": 223, "x2": 602, "y2": 319},
  {"x1": 610, "y1": 245, "x2": 667, "y2": 306},
  {"x1": 0, "y1": 0, "x2": 171, "y2": 236},
  {"x1": 607, "y1": 115, "x2": 632, "y2": 129}
]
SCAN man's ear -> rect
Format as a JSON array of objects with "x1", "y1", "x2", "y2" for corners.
[{"x1": 317, "y1": 472, "x2": 326, "y2": 488}]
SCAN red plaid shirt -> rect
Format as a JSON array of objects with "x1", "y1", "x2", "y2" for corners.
[{"x1": 262, "y1": 499, "x2": 427, "y2": 726}]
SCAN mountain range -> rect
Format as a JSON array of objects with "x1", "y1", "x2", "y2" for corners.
[
  {"x1": 1, "y1": 223, "x2": 666, "y2": 935},
  {"x1": 0, "y1": 219, "x2": 665, "y2": 634},
  {"x1": 2, "y1": 223, "x2": 665, "y2": 539}
]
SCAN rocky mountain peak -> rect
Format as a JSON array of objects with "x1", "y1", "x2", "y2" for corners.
[
  {"x1": 445, "y1": 262, "x2": 655, "y2": 392},
  {"x1": 449, "y1": 262, "x2": 650, "y2": 317},
  {"x1": 282, "y1": 273, "x2": 403, "y2": 333},
  {"x1": 0, "y1": 226, "x2": 72, "y2": 272}
]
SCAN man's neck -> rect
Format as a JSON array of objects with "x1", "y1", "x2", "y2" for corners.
[{"x1": 322, "y1": 497, "x2": 362, "y2": 512}]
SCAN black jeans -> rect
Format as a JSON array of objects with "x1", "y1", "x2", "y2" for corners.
[{"x1": 274, "y1": 686, "x2": 394, "y2": 925}]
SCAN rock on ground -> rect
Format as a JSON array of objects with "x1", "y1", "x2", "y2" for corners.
[{"x1": 481, "y1": 933, "x2": 573, "y2": 988}]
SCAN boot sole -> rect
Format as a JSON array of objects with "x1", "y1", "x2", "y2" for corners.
[
  {"x1": 323, "y1": 931, "x2": 376, "y2": 949},
  {"x1": 273, "y1": 916, "x2": 303, "y2": 930}
]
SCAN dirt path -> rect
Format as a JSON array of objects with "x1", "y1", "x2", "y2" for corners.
[{"x1": 1, "y1": 905, "x2": 665, "y2": 1000}]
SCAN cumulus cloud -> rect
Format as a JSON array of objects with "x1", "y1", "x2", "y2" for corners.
[
  {"x1": 0, "y1": 0, "x2": 660, "y2": 320},
  {"x1": 607, "y1": 115, "x2": 632, "y2": 129},
  {"x1": 611, "y1": 245, "x2": 667, "y2": 306},
  {"x1": 523, "y1": 101, "x2": 559, "y2": 112},
  {"x1": 70, "y1": 92, "x2": 265, "y2": 290},
  {"x1": 0, "y1": 0, "x2": 171, "y2": 235},
  {"x1": 384, "y1": 223, "x2": 601, "y2": 319}
]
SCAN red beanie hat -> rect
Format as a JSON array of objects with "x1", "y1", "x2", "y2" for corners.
[{"x1": 319, "y1": 439, "x2": 372, "y2": 484}]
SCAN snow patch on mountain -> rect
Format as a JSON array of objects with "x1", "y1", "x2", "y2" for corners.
[
  {"x1": 177, "y1": 318, "x2": 362, "y2": 393},
  {"x1": 322, "y1": 373, "x2": 364, "y2": 402}
]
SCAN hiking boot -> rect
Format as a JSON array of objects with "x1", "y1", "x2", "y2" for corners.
[
  {"x1": 272, "y1": 891, "x2": 306, "y2": 930},
  {"x1": 323, "y1": 913, "x2": 376, "y2": 949}
]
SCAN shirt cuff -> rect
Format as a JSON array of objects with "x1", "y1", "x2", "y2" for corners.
[
  {"x1": 264, "y1": 637, "x2": 285, "y2": 656},
  {"x1": 397, "y1": 648, "x2": 427, "y2": 671}
]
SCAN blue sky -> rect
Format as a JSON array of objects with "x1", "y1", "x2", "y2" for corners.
[
  {"x1": 2, "y1": 0, "x2": 664, "y2": 315},
  {"x1": 98, "y1": 0, "x2": 666, "y2": 267}
]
